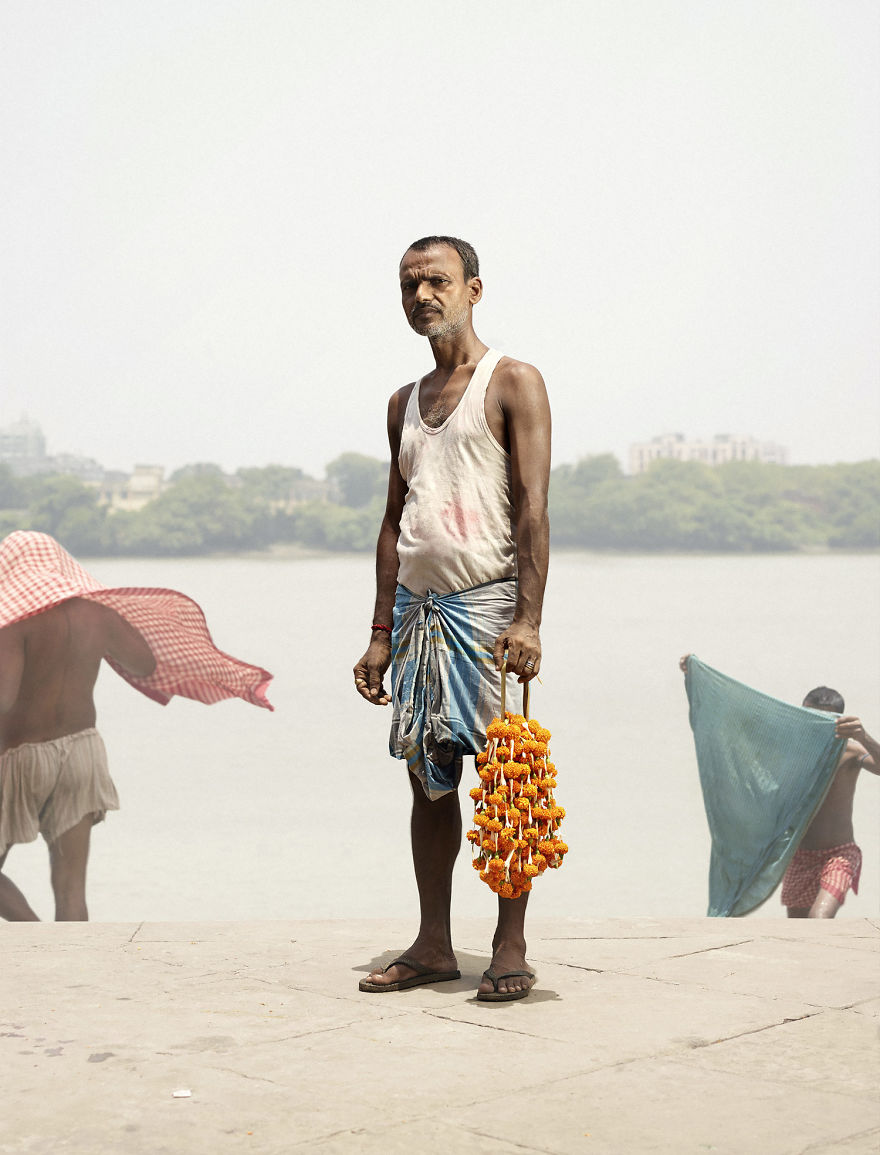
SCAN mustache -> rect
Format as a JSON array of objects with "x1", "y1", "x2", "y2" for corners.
[{"x1": 410, "y1": 303, "x2": 441, "y2": 320}]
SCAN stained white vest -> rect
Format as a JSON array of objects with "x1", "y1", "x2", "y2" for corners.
[{"x1": 397, "y1": 348, "x2": 516, "y2": 596}]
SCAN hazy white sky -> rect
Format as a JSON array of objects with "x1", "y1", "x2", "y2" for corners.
[{"x1": 2, "y1": 1, "x2": 878, "y2": 477}]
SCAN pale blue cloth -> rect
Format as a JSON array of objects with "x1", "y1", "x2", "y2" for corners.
[
  {"x1": 685, "y1": 656, "x2": 845, "y2": 916},
  {"x1": 389, "y1": 578, "x2": 516, "y2": 800}
]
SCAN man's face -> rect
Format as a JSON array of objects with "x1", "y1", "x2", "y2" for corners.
[{"x1": 399, "y1": 245, "x2": 481, "y2": 339}]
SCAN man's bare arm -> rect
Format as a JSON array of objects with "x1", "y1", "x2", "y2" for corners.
[
  {"x1": 836, "y1": 717, "x2": 880, "y2": 775},
  {"x1": 104, "y1": 609, "x2": 156, "y2": 678},
  {"x1": 353, "y1": 386, "x2": 410, "y2": 705},
  {"x1": 0, "y1": 623, "x2": 25, "y2": 714},
  {"x1": 492, "y1": 361, "x2": 551, "y2": 682}
]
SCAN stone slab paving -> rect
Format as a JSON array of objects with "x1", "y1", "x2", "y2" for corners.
[{"x1": 1, "y1": 918, "x2": 877, "y2": 1154}]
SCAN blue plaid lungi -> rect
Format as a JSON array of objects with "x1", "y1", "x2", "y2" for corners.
[{"x1": 389, "y1": 578, "x2": 517, "y2": 800}]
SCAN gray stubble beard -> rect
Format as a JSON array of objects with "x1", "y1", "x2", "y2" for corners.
[{"x1": 409, "y1": 300, "x2": 470, "y2": 340}]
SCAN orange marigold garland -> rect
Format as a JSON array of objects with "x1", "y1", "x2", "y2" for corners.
[{"x1": 469, "y1": 676, "x2": 567, "y2": 899}]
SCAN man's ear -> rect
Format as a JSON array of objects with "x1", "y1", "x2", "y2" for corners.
[{"x1": 468, "y1": 276, "x2": 483, "y2": 304}]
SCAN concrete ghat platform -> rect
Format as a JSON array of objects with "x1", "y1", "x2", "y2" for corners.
[{"x1": 2, "y1": 918, "x2": 878, "y2": 1155}]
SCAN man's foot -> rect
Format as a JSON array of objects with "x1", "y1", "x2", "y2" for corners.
[
  {"x1": 477, "y1": 942, "x2": 534, "y2": 1000},
  {"x1": 360, "y1": 942, "x2": 459, "y2": 992}
]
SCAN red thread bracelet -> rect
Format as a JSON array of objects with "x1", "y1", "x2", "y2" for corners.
[{"x1": 371, "y1": 623, "x2": 392, "y2": 633}]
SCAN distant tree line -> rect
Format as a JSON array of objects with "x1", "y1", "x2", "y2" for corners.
[{"x1": 0, "y1": 454, "x2": 877, "y2": 557}]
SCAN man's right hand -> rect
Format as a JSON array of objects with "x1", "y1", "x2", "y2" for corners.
[{"x1": 353, "y1": 636, "x2": 392, "y2": 704}]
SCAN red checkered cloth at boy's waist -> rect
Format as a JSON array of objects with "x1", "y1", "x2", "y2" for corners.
[{"x1": 0, "y1": 531, "x2": 272, "y2": 710}]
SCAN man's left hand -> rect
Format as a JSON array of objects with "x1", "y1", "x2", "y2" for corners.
[{"x1": 493, "y1": 622, "x2": 541, "y2": 683}]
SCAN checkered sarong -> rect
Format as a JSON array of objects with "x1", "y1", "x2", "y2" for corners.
[
  {"x1": 0, "y1": 531, "x2": 272, "y2": 709},
  {"x1": 780, "y1": 843, "x2": 861, "y2": 907}
]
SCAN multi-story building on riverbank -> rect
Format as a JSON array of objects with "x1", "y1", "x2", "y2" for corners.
[{"x1": 629, "y1": 433, "x2": 789, "y2": 475}]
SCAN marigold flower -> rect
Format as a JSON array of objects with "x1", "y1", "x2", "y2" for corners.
[
  {"x1": 486, "y1": 720, "x2": 506, "y2": 740},
  {"x1": 486, "y1": 818, "x2": 503, "y2": 833},
  {"x1": 499, "y1": 882, "x2": 514, "y2": 899},
  {"x1": 487, "y1": 856, "x2": 505, "y2": 873},
  {"x1": 524, "y1": 863, "x2": 539, "y2": 877},
  {"x1": 468, "y1": 786, "x2": 483, "y2": 801},
  {"x1": 466, "y1": 829, "x2": 479, "y2": 844},
  {"x1": 496, "y1": 746, "x2": 511, "y2": 763}
]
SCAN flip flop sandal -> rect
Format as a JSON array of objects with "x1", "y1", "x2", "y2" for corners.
[
  {"x1": 358, "y1": 954, "x2": 461, "y2": 993},
  {"x1": 476, "y1": 968, "x2": 536, "y2": 1002}
]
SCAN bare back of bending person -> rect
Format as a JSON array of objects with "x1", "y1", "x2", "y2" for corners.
[{"x1": 0, "y1": 598, "x2": 155, "y2": 921}]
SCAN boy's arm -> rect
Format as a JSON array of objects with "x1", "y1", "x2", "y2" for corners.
[
  {"x1": 104, "y1": 608, "x2": 157, "y2": 678},
  {"x1": 836, "y1": 716, "x2": 880, "y2": 774}
]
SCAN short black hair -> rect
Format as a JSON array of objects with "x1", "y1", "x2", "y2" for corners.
[
  {"x1": 402, "y1": 236, "x2": 479, "y2": 281},
  {"x1": 803, "y1": 686, "x2": 845, "y2": 713}
]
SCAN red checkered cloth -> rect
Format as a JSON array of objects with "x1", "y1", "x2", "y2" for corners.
[
  {"x1": 780, "y1": 842, "x2": 861, "y2": 907},
  {"x1": 0, "y1": 531, "x2": 273, "y2": 710}
]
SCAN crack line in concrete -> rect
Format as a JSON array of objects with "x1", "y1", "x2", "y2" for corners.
[
  {"x1": 684, "y1": 1009, "x2": 822, "y2": 1049},
  {"x1": 127, "y1": 922, "x2": 145, "y2": 944},
  {"x1": 798, "y1": 1123, "x2": 880, "y2": 1153},
  {"x1": 211, "y1": 1065, "x2": 282, "y2": 1087},
  {"x1": 424, "y1": 1010, "x2": 549, "y2": 1041},
  {"x1": 665, "y1": 939, "x2": 754, "y2": 959}
]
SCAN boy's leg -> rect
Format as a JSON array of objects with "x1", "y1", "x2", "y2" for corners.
[
  {"x1": 48, "y1": 815, "x2": 93, "y2": 921},
  {"x1": 0, "y1": 850, "x2": 40, "y2": 921},
  {"x1": 808, "y1": 889, "x2": 841, "y2": 918}
]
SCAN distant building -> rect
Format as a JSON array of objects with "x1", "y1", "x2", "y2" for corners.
[
  {"x1": 0, "y1": 415, "x2": 48, "y2": 475},
  {"x1": 628, "y1": 433, "x2": 789, "y2": 475},
  {"x1": 104, "y1": 465, "x2": 166, "y2": 512},
  {"x1": 0, "y1": 414, "x2": 104, "y2": 480}
]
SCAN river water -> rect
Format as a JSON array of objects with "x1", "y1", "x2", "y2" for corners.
[{"x1": 6, "y1": 550, "x2": 878, "y2": 922}]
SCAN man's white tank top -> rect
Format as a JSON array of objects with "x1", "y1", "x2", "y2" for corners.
[{"x1": 397, "y1": 348, "x2": 516, "y2": 596}]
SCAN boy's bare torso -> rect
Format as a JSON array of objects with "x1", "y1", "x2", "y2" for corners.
[
  {"x1": 0, "y1": 599, "x2": 155, "y2": 753},
  {"x1": 799, "y1": 742, "x2": 864, "y2": 849}
]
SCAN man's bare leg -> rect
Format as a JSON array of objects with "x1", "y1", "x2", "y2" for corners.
[
  {"x1": 477, "y1": 891, "x2": 533, "y2": 997},
  {"x1": 808, "y1": 888, "x2": 842, "y2": 919},
  {"x1": 0, "y1": 850, "x2": 40, "y2": 921},
  {"x1": 48, "y1": 816, "x2": 92, "y2": 921},
  {"x1": 363, "y1": 770, "x2": 461, "y2": 986}
]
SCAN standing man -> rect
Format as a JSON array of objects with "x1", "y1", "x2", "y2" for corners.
[
  {"x1": 353, "y1": 236, "x2": 551, "y2": 1001},
  {"x1": 781, "y1": 687, "x2": 879, "y2": 918}
]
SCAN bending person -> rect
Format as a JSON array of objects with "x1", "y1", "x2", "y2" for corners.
[
  {"x1": 0, "y1": 530, "x2": 274, "y2": 921},
  {"x1": 781, "y1": 686, "x2": 879, "y2": 918},
  {"x1": 0, "y1": 600, "x2": 155, "y2": 920}
]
